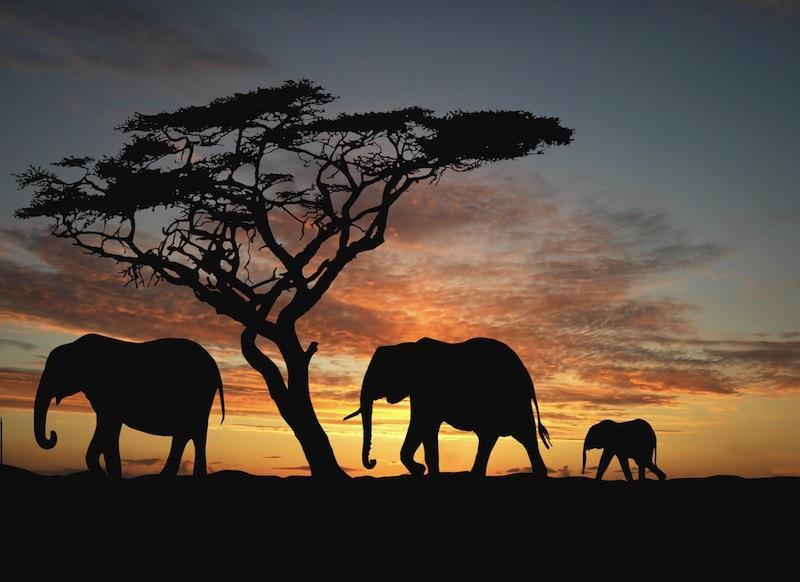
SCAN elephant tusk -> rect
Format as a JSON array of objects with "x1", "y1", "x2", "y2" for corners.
[{"x1": 343, "y1": 408, "x2": 362, "y2": 421}]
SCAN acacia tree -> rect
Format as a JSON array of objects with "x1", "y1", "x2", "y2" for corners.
[{"x1": 16, "y1": 80, "x2": 572, "y2": 478}]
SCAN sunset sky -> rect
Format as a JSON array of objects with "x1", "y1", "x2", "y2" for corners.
[{"x1": 0, "y1": 0, "x2": 798, "y2": 478}]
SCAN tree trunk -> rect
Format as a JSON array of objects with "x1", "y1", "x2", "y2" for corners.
[
  {"x1": 279, "y1": 371, "x2": 346, "y2": 479},
  {"x1": 241, "y1": 328, "x2": 347, "y2": 479}
]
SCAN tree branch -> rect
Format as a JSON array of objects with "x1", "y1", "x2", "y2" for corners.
[{"x1": 241, "y1": 328, "x2": 288, "y2": 398}]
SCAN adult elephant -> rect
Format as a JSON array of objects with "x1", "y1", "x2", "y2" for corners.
[
  {"x1": 34, "y1": 334, "x2": 224, "y2": 477},
  {"x1": 344, "y1": 337, "x2": 551, "y2": 477}
]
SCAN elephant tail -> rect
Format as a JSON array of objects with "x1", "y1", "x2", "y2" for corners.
[
  {"x1": 531, "y1": 380, "x2": 551, "y2": 449},
  {"x1": 217, "y1": 379, "x2": 226, "y2": 424}
]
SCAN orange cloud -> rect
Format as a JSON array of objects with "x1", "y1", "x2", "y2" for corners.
[
  {"x1": 0, "y1": 227, "x2": 241, "y2": 349},
  {"x1": 1, "y1": 175, "x2": 798, "y2": 434}
]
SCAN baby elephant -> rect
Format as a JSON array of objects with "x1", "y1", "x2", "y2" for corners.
[{"x1": 582, "y1": 419, "x2": 666, "y2": 481}]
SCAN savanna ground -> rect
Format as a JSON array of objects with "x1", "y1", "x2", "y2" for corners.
[{"x1": 2, "y1": 463, "x2": 796, "y2": 567}]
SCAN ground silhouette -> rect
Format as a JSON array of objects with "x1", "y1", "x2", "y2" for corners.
[
  {"x1": 1, "y1": 464, "x2": 796, "y2": 554},
  {"x1": 583, "y1": 418, "x2": 666, "y2": 481},
  {"x1": 34, "y1": 334, "x2": 224, "y2": 477},
  {"x1": 345, "y1": 337, "x2": 551, "y2": 477}
]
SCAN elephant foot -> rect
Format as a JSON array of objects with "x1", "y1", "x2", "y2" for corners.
[
  {"x1": 404, "y1": 460, "x2": 426, "y2": 477},
  {"x1": 470, "y1": 462, "x2": 491, "y2": 477}
]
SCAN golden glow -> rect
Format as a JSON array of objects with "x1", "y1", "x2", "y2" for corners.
[
  {"x1": 3, "y1": 367, "x2": 800, "y2": 478},
  {"x1": 1, "y1": 178, "x2": 798, "y2": 478}
]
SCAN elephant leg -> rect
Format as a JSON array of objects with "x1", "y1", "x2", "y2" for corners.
[
  {"x1": 422, "y1": 423, "x2": 442, "y2": 476},
  {"x1": 101, "y1": 420, "x2": 123, "y2": 479},
  {"x1": 648, "y1": 462, "x2": 667, "y2": 481},
  {"x1": 193, "y1": 427, "x2": 208, "y2": 477},
  {"x1": 618, "y1": 456, "x2": 634, "y2": 482},
  {"x1": 514, "y1": 428, "x2": 547, "y2": 478},
  {"x1": 471, "y1": 433, "x2": 498, "y2": 476},
  {"x1": 400, "y1": 423, "x2": 426, "y2": 476},
  {"x1": 162, "y1": 435, "x2": 189, "y2": 477},
  {"x1": 85, "y1": 421, "x2": 104, "y2": 474},
  {"x1": 596, "y1": 448, "x2": 614, "y2": 480}
]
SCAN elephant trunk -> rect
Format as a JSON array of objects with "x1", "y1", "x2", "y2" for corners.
[
  {"x1": 582, "y1": 436, "x2": 589, "y2": 475},
  {"x1": 361, "y1": 398, "x2": 376, "y2": 470},
  {"x1": 34, "y1": 376, "x2": 57, "y2": 449}
]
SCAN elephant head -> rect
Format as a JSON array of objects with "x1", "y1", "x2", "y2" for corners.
[
  {"x1": 343, "y1": 343, "x2": 416, "y2": 470},
  {"x1": 582, "y1": 420, "x2": 616, "y2": 474},
  {"x1": 34, "y1": 344, "x2": 82, "y2": 450}
]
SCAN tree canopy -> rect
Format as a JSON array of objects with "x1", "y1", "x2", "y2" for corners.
[{"x1": 16, "y1": 80, "x2": 572, "y2": 336}]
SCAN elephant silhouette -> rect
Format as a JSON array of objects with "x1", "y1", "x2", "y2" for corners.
[
  {"x1": 34, "y1": 334, "x2": 224, "y2": 477},
  {"x1": 344, "y1": 337, "x2": 551, "y2": 477},
  {"x1": 582, "y1": 419, "x2": 666, "y2": 481}
]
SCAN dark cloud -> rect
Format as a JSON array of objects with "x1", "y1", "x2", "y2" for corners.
[
  {"x1": 384, "y1": 176, "x2": 555, "y2": 245},
  {"x1": 0, "y1": 366, "x2": 38, "y2": 389},
  {"x1": 0, "y1": 0, "x2": 269, "y2": 74},
  {"x1": 0, "y1": 338, "x2": 37, "y2": 350},
  {"x1": 576, "y1": 366, "x2": 734, "y2": 396},
  {"x1": 297, "y1": 295, "x2": 404, "y2": 355},
  {"x1": 0, "y1": 228, "x2": 242, "y2": 350},
  {"x1": 47, "y1": 466, "x2": 89, "y2": 476},
  {"x1": 122, "y1": 457, "x2": 163, "y2": 467},
  {"x1": 703, "y1": 341, "x2": 800, "y2": 366},
  {"x1": 227, "y1": 422, "x2": 290, "y2": 433},
  {"x1": 579, "y1": 206, "x2": 725, "y2": 277},
  {"x1": 273, "y1": 464, "x2": 359, "y2": 473},
  {"x1": 767, "y1": 466, "x2": 800, "y2": 477},
  {"x1": 551, "y1": 387, "x2": 677, "y2": 407},
  {"x1": 0, "y1": 367, "x2": 41, "y2": 409}
]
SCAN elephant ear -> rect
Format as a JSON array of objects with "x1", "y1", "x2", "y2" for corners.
[
  {"x1": 362, "y1": 345, "x2": 397, "y2": 402},
  {"x1": 365, "y1": 346, "x2": 390, "y2": 382},
  {"x1": 382, "y1": 343, "x2": 417, "y2": 403}
]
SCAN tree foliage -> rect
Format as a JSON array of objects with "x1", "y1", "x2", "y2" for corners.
[{"x1": 16, "y1": 79, "x2": 573, "y2": 340}]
